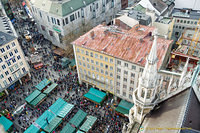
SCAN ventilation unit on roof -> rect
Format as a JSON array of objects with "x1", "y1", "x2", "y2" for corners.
[
  {"x1": 83, "y1": 1, "x2": 86, "y2": 5},
  {"x1": 70, "y1": 7, "x2": 73, "y2": 10},
  {"x1": 0, "y1": 36, "x2": 6, "y2": 42}
]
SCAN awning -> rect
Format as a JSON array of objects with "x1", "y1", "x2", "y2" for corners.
[
  {"x1": 43, "y1": 83, "x2": 58, "y2": 94},
  {"x1": 44, "y1": 116, "x2": 62, "y2": 133},
  {"x1": 76, "y1": 130, "x2": 84, "y2": 133},
  {"x1": 35, "y1": 78, "x2": 51, "y2": 91},
  {"x1": 57, "y1": 103, "x2": 74, "y2": 118},
  {"x1": 61, "y1": 123, "x2": 75, "y2": 133},
  {"x1": 25, "y1": 90, "x2": 41, "y2": 103},
  {"x1": 115, "y1": 100, "x2": 134, "y2": 115},
  {"x1": 80, "y1": 115, "x2": 97, "y2": 132},
  {"x1": 34, "y1": 63, "x2": 43, "y2": 69},
  {"x1": 0, "y1": 116, "x2": 13, "y2": 131},
  {"x1": 30, "y1": 93, "x2": 47, "y2": 106},
  {"x1": 49, "y1": 98, "x2": 66, "y2": 114},
  {"x1": 53, "y1": 48, "x2": 65, "y2": 56},
  {"x1": 69, "y1": 59, "x2": 76, "y2": 67},
  {"x1": 84, "y1": 88, "x2": 107, "y2": 104},
  {"x1": 69, "y1": 109, "x2": 87, "y2": 127},
  {"x1": 24, "y1": 124, "x2": 40, "y2": 133}
]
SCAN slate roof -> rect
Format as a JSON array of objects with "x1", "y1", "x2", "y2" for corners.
[
  {"x1": 149, "y1": 0, "x2": 168, "y2": 13},
  {"x1": 0, "y1": 31, "x2": 16, "y2": 46}
]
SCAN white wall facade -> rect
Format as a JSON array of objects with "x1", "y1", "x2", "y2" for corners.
[{"x1": 0, "y1": 39, "x2": 30, "y2": 91}]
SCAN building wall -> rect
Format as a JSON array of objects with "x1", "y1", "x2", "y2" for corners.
[
  {"x1": 74, "y1": 45, "x2": 115, "y2": 94},
  {"x1": 30, "y1": 0, "x2": 121, "y2": 50},
  {"x1": 0, "y1": 39, "x2": 30, "y2": 91},
  {"x1": 172, "y1": 17, "x2": 199, "y2": 39},
  {"x1": 115, "y1": 59, "x2": 144, "y2": 102}
]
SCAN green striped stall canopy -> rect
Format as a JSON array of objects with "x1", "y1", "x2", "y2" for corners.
[
  {"x1": 44, "y1": 116, "x2": 62, "y2": 133},
  {"x1": 84, "y1": 88, "x2": 106, "y2": 104},
  {"x1": 43, "y1": 83, "x2": 58, "y2": 94},
  {"x1": 35, "y1": 78, "x2": 51, "y2": 91},
  {"x1": 61, "y1": 123, "x2": 75, "y2": 133},
  {"x1": 80, "y1": 115, "x2": 97, "y2": 132},
  {"x1": 25, "y1": 89, "x2": 41, "y2": 103},
  {"x1": 30, "y1": 93, "x2": 47, "y2": 106},
  {"x1": 115, "y1": 100, "x2": 134, "y2": 115},
  {"x1": 49, "y1": 98, "x2": 74, "y2": 118},
  {"x1": 24, "y1": 124, "x2": 40, "y2": 133},
  {"x1": 0, "y1": 116, "x2": 13, "y2": 131},
  {"x1": 69, "y1": 109, "x2": 87, "y2": 127}
]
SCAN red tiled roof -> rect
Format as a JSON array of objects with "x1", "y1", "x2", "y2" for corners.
[{"x1": 72, "y1": 24, "x2": 173, "y2": 69}]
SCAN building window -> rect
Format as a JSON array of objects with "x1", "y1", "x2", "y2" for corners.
[
  {"x1": 139, "y1": 68, "x2": 143, "y2": 72},
  {"x1": 96, "y1": 3, "x2": 98, "y2": 9},
  {"x1": 0, "y1": 48, "x2": 5, "y2": 53},
  {"x1": 4, "y1": 55, "x2": 8, "y2": 60},
  {"x1": 96, "y1": 67, "x2": 99, "y2": 72},
  {"x1": 123, "y1": 92, "x2": 126, "y2": 96},
  {"x1": 110, "y1": 73, "x2": 113, "y2": 77},
  {"x1": 78, "y1": 11, "x2": 80, "y2": 18},
  {"x1": 83, "y1": 63, "x2": 86, "y2": 67},
  {"x1": 65, "y1": 17, "x2": 68, "y2": 24},
  {"x1": 110, "y1": 66, "x2": 113, "y2": 70},
  {"x1": 110, "y1": 59, "x2": 113, "y2": 63},
  {"x1": 117, "y1": 82, "x2": 120, "y2": 86},
  {"x1": 92, "y1": 66, "x2": 94, "y2": 70},
  {"x1": 147, "y1": 90, "x2": 151, "y2": 99},
  {"x1": 117, "y1": 60, "x2": 121, "y2": 65},
  {"x1": 117, "y1": 75, "x2": 120, "y2": 79},
  {"x1": 0, "y1": 74, "x2": 4, "y2": 79},
  {"x1": 70, "y1": 14, "x2": 75, "y2": 22},
  {"x1": 96, "y1": 61, "x2": 99, "y2": 65},
  {"x1": 82, "y1": 57, "x2": 85, "y2": 60},
  {"x1": 2, "y1": 65, "x2": 6, "y2": 69},
  {"x1": 129, "y1": 94, "x2": 132, "y2": 99},
  {"x1": 49, "y1": 30, "x2": 53, "y2": 36},
  {"x1": 90, "y1": 6, "x2": 92, "y2": 11},
  {"x1": 18, "y1": 70, "x2": 21, "y2": 76},
  {"x1": 100, "y1": 55, "x2": 103, "y2": 60},
  {"x1": 117, "y1": 89, "x2": 120, "y2": 94},
  {"x1": 12, "y1": 58, "x2": 16, "y2": 63},
  {"x1": 95, "y1": 54, "x2": 98, "y2": 58},
  {"x1": 117, "y1": 68, "x2": 121, "y2": 72},
  {"x1": 132, "y1": 65, "x2": 136, "y2": 70},
  {"x1": 81, "y1": 8, "x2": 84, "y2": 18},
  {"x1": 79, "y1": 62, "x2": 82, "y2": 65},
  {"x1": 39, "y1": 12, "x2": 42, "y2": 18},
  {"x1": 86, "y1": 58, "x2": 89, "y2": 62},
  {"x1": 14, "y1": 49, "x2": 18, "y2": 53},
  {"x1": 124, "y1": 78, "x2": 127, "y2": 82},
  {"x1": 105, "y1": 64, "x2": 108, "y2": 69},
  {"x1": 129, "y1": 87, "x2": 133, "y2": 91},
  {"x1": 100, "y1": 63, "x2": 103, "y2": 67},
  {"x1": 131, "y1": 73, "x2": 135, "y2": 77},
  {"x1": 57, "y1": 19, "x2": 60, "y2": 25},
  {"x1": 124, "y1": 70, "x2": 128, "y2": 75},
  {"x1": 87, "y1": 64, "x2": 90, "y2": 69},
  {"x1": 90, "y1": 52, "x2": 93, "y2": 57},
  {"x1": 105, "y1": 57, "x2": 108, "y2": 62},
  {"x1": 3, "y1": 80, "x2": 7, "y2": 86},
  {"x1": 6, "y1": 45, "x2": 10, "y2": 50},
  {"x1": 101, "y1": 76, "x2": 104, "y2": 81},
  {"x1": 5, "y1": 71, "x2": 9, "y2": 75},
  {"x1": 91, "y1": 60, "x2": 94, "y2": 64},
  {"x1": 88, "y1": 71, "x2": 91, "y2": 76},
  {"x1": 105, "y1": 71, "x2": 108, "y2": 75},
  {"x1": 7, "y1": 61, "x2": 11, "y2": 66},
  {"x1": 17, "y1": 55, "x2": 21, "y2": 60},
  {"x1": 9, "y1": 52, "x2": 13, "y2": 56},
  {"x1": 125, "y1": 63, "x2": 128, "y2": 67},
  {"x1": 12, "y1": 42, "x2": 16, "y2": 47},
  {"x1": 13, "y1": 73, "x2": 17, "y2": 79},
  {"x1": 8, "y1": 77, "x2": 12, "y2": 82},
  {"x1": 141, "y1": 89, "x2": 145, "y2": 98},
  {"x1": 0, "y1": 58, "x2": 2, "y2": 63},
  {"x1": 54, "y1": 18, "x2": 56, "y2": 24},
  {"x1": 130, "y1": 80, "x2": 134, "y2": 84},
  {"x1": 101, "y1": 69, "x2": 104, "y2": 74},
  {"x1": 41, "y1": 25, "x2": 45, "y2": 31},
  {"x1": 86, "y1": 51, "x2": 89, "y2": 55},
  {"x1": 15, "y1": 64, "x2": 18, "y2": 69},
  {"x1": 47, "y1": 16, "x2": 50, "y2": 22}
]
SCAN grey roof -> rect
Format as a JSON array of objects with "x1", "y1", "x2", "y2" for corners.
[
  {"x1": 149, "y1": 0, "x2": 168, "y2": 13},
  {"x1": 142, "y1": 89, "x2": 190, "y2": 133},
  {"x1": 181, "y1": 88, "x2": 200, "y2": 132},
  {"x1": 128, "y1": 10, "x2": 151, "y2": 21},
  {"x1": 172, "y1": 8, "x2": 200, "y2": 20},
  {"x1": 0, "y1": 31, "x2": 16, "y2": 46}
]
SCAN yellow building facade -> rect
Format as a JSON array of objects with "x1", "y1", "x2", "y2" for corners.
[{"x1": 73, "y1": 45, "x2": 115, "y2": 94}]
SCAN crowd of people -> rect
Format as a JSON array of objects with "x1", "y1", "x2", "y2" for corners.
[{"x1": 0, "y1": 2, "x2": 129, "y2": 133}]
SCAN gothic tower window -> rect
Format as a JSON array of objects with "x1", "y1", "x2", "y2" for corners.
[
  {"x1": 147, "y1": 90, "x2": 151, "y2": 99},
  {"x1": 141, "y1": 89, "x2": 145, "y2": 98},
  {"x1": 138, "y1": 107, "x2": 142, "y2": 114}
]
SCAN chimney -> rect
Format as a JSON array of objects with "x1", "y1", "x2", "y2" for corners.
[{"x1": 90, "y1": 31, "x2": 95, "y2": 39}]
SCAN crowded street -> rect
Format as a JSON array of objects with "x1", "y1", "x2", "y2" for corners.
[{"x1": 0, "y1": 1, "x2": 128, "y2": 133}]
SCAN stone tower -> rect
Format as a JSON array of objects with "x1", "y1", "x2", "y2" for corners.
[{"x1": 130, "y1": 29, "x2": 159, "y2": 123}]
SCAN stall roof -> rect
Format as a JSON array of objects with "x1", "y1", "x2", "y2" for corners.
[
  {"x1": 69, "y1": 109, "x2": 87, "y2": 127},
  {"x1": 69, "y1": 59, "x2": 76, "y2": 67},
  {"x1": 35, "y1": 110, "x2": 55, "y2": 129},
  {"x1": 61, "y1": 123, "x2": 76, "y2": 133},
  {"x1": 49, "y1": 98, "x2": 66, "y2": 114},
  {"x1": 53, "y1": 48, "x2": 65, "y2": 56},
  {"x1": 0, "y1": 116, "x2": 13, "y2": 131},
  {"x1": 76, "y1": 131, "x2": 84, "y2": 133},
  {"x1": 57, "y1": 103, "x2": 74, "y2": 118},
  {"x1": 115, "y1": 100, "x2": 134, "y2": 115},
  {"x1": 24, "y1": 124, "x2": 40, "y2": 133},
  {"x1": 84, "y1": 88, "x2": 107, "y2": 104},
  {"x1": 25, "y1": 89, "x2": 41, "y2": 103},
  {"x1": 44, "y1": 116, "x2": 62, "y2": 133},
  {"x1": 35, "y1": 78, "x2": 51, "y2": 91},
  {"x1": 43, "y1": 83, "x2": 58, "y2": 94},
  {"x1": 30, "y1": 93, "x2": 47, "y2": 106},
  {"x1": 80, "y1": 116, "x2": 97, "y2": 132}
]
